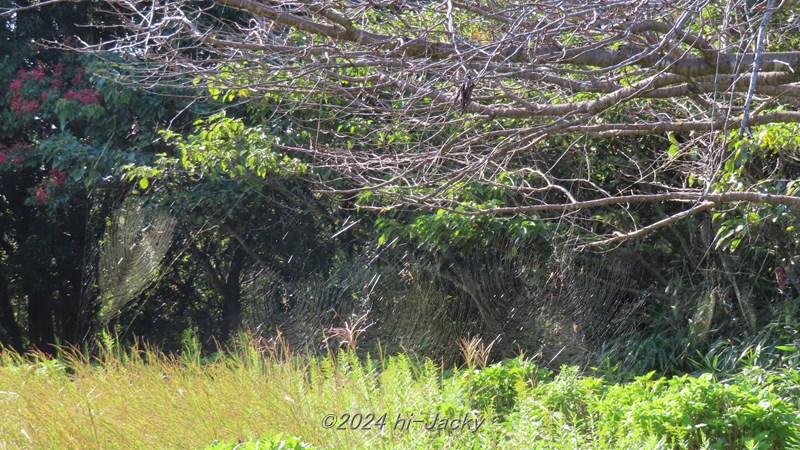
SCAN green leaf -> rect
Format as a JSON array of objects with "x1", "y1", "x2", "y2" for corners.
[
  {"x1": 776, "y1": 345, "x2": 798, "y2": 352},
  {"x1": 139, "y1": 178, "x2": 149, "y2": 189},
  {"x1": 667, "y1": 132, "x2": 679, "y2": 145},
  {"x1": 668, "y1": 144, "x2": 680, "y2": 157}
]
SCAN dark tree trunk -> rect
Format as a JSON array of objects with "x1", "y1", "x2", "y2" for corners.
[
  {"x1": 58, "y1": 273, "x2": 83, "y2": 345},
  {"x1": 0, "y1": 274, "x2": 23, "y2": 352},
  {"x1": 26, "y1": 284, "x2": 55, "y2": 354},
  {"x1": 221, "y1": 246, "x2": 245, "y2": 343},
  {"x1": 57, "y1": 204, "x2": 90, "y2": 345}
]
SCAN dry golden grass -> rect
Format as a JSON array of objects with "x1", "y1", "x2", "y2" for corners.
[
  {"x1": 2, "y1": 336, "x2": 798, "y2": 449},
  {"x1": 0, "y1": 339, "x2": 498, "y2": 450}
]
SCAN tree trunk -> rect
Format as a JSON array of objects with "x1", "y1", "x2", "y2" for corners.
[
  {"x1": 26, "y1": 284, "x2": 55, "y2": 354},
  {"x1": 0, "y1": 274, "x2": 23, "y2": 352},
  {"x1": 221, "y1": 246, "x2": 245, "y2": 343},
  {"x1": 57, "y1": 206, "x2": 90, "y2": 345}
]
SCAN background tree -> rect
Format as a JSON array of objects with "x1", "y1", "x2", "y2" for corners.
[
  {"x1": 0, "y1": 1, "x2": 196, "y2": 350},
  {"x1": 121, "y1": 112, "x2": 343, "y2": 346},
  {"x1": 21, "y1": 0, "x2": 800, "y2": 243},
  {"x1": 5, "y1": 0, "x2": 800, "y2": 372}
]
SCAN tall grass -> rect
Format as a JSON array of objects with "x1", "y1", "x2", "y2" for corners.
[
  {"x1": 1, "y1": 337, "x2": 799, "y2": 449},
  {"x1": 0, "y1": 339, "x2": 491, "y2": 449}
]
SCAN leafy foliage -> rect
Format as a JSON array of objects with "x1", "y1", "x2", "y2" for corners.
[
  {"x1": 465, "y1": 357, "x2": 551, "y2": 417},
  {"x1": 204, "y1": 434, "x2": 315, "y2": 450}
]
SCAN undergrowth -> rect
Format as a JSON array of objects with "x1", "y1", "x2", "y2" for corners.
[{"x1": 0, "y1": 338, "x2": 799, "y2": 449}]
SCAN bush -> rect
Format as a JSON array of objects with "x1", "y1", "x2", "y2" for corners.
[
  {"x1": 204, "y1": 434, "x2": 315, "y2": 450},
  {"x1": 596, "y1": 371, "x2": 800, "y2": 449},
  {"x1": 465, "y1": 357, "x2": 551, "y2": 417}
]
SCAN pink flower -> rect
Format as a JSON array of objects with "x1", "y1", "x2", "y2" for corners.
[
  {"x1": 35, "y1": 187, "x2": 48, "y2": 203},
  {"x1": 65, "y1": 89, "x2": 100, "y2": 104},
  {"x1": 51, "y1": 79, "x2": 64, "y2": 89},
  {"x1": 9, "y1": 78, "x2": 23, "y2": 91},
  {"x1": 24, "y1": 100, "x2": 39, "y2": 113},
  {"x1": 41, "y1": 92, "x2": 49, "y2": 101},
  {"x1": 0, "y1": 153, "x2": 7, "y2": 164},
  {"x1": 11, "y1": 156, "x2": 24, "y2": 164},
  {"x1": 79, "y1": 90, "x2": 100, "y2": 104},
  {"x1": 17, "y1": 70, "x2": 31, "y2": 80},
  {"x1": 32, "y1": 68, "x2": 45, "y2": 80},
  {"x1": 10, "y1": 96, "x2": 22, "y2": 113},
  {"x1": 49, "y1": 168, "x2": 67, "y2": 186},
  {"x1": 9, "y1": 95, "x2": 38, "y2": 114}
]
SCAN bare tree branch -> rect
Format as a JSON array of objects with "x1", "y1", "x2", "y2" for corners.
[{"x1": 15, "y1": 0, "x2": 800, "y2": 246}]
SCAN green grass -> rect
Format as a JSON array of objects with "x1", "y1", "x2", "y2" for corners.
[{"x1": 1, "y1": 339, "x2": 799, "y2": 449}]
